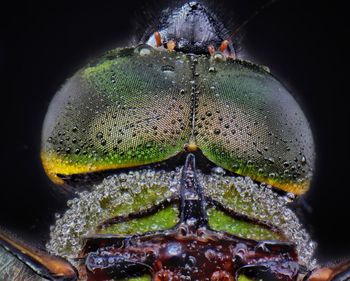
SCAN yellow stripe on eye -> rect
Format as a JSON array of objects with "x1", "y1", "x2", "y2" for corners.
[
  {"x1": 40, "y1": 151, "x2": 153, "y2": 185},
  {"x1": 243, "y1": 174, "x2": 310, "y2": 195},
  {"x1": 200, "y1": 148, "x2": 310, "y2": 195}
]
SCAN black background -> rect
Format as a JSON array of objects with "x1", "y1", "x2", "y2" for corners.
[{"x1": 0, "y1": 0, "x2": 349, "y2": 265}]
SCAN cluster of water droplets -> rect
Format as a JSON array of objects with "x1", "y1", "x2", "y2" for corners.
[
  {"x1": 202, "y1": 168, "x2": 317, "y2": 266},
  {"x1": 47, "y1": 167, "x2": 316, "y2": 267},
  {"x1": 46, "y1": 169, "x2": 181, "y2": 261}
]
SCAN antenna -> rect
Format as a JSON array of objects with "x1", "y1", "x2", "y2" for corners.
[{"x1": 230, "y1": 0, "x2": 279, "y2": 38}]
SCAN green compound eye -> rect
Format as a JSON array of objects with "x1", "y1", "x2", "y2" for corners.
[
  {"x1": 41, "y1": 47, "x2": 314, "y2": 194},
  {"x1": 41, "y1": 48, "x2": 192, "y2": 185},
  {"x1": 195, "y1": 58, "x2": 314, "y2": 195}
]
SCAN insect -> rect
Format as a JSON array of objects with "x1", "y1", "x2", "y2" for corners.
[{"x1": 1, "y1": 1, "x2": 349, "y2": 280}]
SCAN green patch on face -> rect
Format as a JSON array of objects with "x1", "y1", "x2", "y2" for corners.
[
  {"x1": 204, "y1": 177, "x2": 288, "y2": 228},
  {"x1": 98, "y1": 205, "x2": 179, "y2": 235},
  {"x1": 207, "y1": 208, "x2": 283, "y2": 241},
  {"x1": 115, "y1": 274, "x2": 151, "y2": 281},
  {"x1": 237, "y1": 275, "x2": 254, "y2": 281},
  {"x1": 105, "y1": 185, "x2": 172, "y2": 217}
]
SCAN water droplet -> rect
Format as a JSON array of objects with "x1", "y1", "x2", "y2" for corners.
[
  {"x1": 284, "y1": 192, "x2": 295, "y2": 203},
  {"x1": 265, "y1": 157, "x2": 275, "y2": 164},
  {"x1": 213, "y1": 52, "x2": 226, "y2": 62},
  {"x1": 139, "y1": 47, "x2": 151, "y2": 56},
  {"x1": 261, "y1": 65, "x2": 270, "y2": 73},
  {"x1": 301, "y1": 156, "x2": 306, "y2": 164},
  {"x1": 213, "y1": 129, "x2": 221, "y2": 135},
  {"x1": 161, "y1": 65, "x2": 175, "y2": 72},
  {"x1": 208, "y1": 66, "x2": 216, "y2": 73},
  {"x1": 211, "y1": 166, "x2": 226, "y2": 176},
  {"x1": 232, "y1": 163, "x2": 239, "y2": 169}
]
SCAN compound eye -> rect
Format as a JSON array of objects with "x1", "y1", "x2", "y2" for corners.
[
  {"x1": 194, "y1": 57, "x2": 315, "y2": 195},
  {"x1": 41, "y1": 48, "x2": 192, "y2": 185}
]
